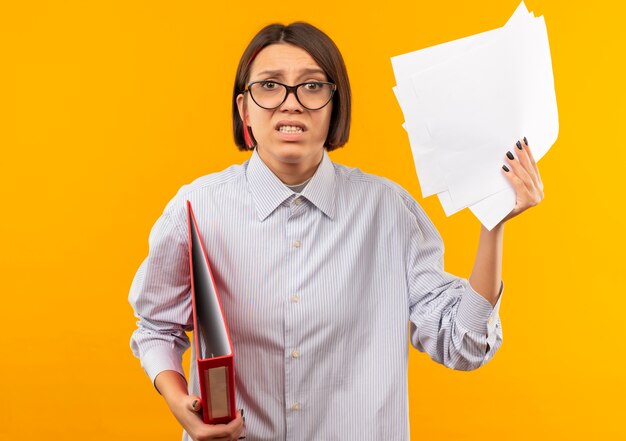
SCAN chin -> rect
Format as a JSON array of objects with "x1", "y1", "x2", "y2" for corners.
[{"x1": 270, "y1": 143, "x2": 319, "y2": 163}]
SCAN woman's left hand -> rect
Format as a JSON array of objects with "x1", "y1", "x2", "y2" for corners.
[{"x1": 499, "y1": 136, "x2": 544, "y2": 224}]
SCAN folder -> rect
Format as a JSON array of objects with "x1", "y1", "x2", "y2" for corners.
[{"x1": 186, "y1": 200, "x2": 237, "y2": 425}]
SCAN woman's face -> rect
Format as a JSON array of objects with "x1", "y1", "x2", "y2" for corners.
[{"x1": 236, "y1": 43, "x2": 333, "y2": 172}]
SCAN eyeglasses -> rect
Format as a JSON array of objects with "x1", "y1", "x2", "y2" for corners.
[{"x1": 245, "y1": 80, "x2": 337, "y2": 110}]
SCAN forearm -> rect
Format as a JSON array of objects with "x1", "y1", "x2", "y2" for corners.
[
  {"x1": 155, "y1": 370, "x2": 189, "y2": 404},
  {"x1": 469, "y1": 223, "x2": 504, "y2": 306}
]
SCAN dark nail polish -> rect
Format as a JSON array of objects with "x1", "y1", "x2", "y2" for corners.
[
  {"x1": 502, "y1": 165, "x2": 509, "y2": 172},
  {"x1": 506, "y1": 151, "x2": 514, "y2": 160},
  {"x1": 192, "y1": 400, "x2": 198, "y2": 409},
  {"x1": 516, "y1": 141, "x2": 522, "y2": 150},
  {"x1": 523, "y1": 136, "x2": 528, "y2": 146}
]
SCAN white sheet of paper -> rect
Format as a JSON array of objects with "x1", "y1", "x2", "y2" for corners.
[
  {"x1": 393, "y1": 86, "x2": 446, "y2": 196},
  {"x1": 437, "y1": 190, "x2": 466, "y2": 216},
  {"x1": 391, "y1": 29, "x2": 500, "y2": 196},
  {"x1": 410, "y1": 11, "x2": 558, "y2": 210},
  {"x1": 389, "y1": 1, "x2": 558, "y2": 229},
  {"x1": 390, "y1": 1, "x2": 532, "y2": 197},
  {"x1": 469, "y1": 187, "x2": 516, "y2": 230}
]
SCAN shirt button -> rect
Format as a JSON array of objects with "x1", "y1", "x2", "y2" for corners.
[
  {"x1": 291, "y1": 403, "x2": 301, "y2": 411},
  {"x1": 294, "y1": 197, "x2": 303, "y2": 206},
  {"x1": 291, "y1": 294, "x2": 300, "y2": 303},
  {"x1": 291, "y1": 350, "x2": 300, "y2": 358},
  {"x1": 293, "y1": 240, "x2": 301, "y2": 248}
]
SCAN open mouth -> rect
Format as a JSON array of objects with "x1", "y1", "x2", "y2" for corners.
[
  {"x1": 275, "y1": 120, "x2": 306, "y2": 134},
  {"x1": 276, "y1": 125, "x2": 305, "y2": 134}
]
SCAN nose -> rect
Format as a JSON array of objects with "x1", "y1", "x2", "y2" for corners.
[{"x1": 280, "y1": 88, "x2": 303, "y2": 112}]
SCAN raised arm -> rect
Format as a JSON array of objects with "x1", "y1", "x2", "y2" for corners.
[
  {"x1": 469, "y1": 137, "x2": 544, "y2": 306},
  {"x1": 407, "y1": 137, "x2": 544, "y2": 371}
]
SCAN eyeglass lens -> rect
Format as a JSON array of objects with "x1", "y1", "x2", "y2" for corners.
[{"x1": 249, "y1": 82, "x2": 334, "y2": 110}]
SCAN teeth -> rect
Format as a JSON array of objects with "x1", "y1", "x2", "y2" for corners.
[{"x1": 278, "y1": 125, "x2": 303, "y2": 133}]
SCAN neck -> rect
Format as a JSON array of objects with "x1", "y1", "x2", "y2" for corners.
[{"x1": 256, "y1": 147, "x2": 324, "y2": 185}]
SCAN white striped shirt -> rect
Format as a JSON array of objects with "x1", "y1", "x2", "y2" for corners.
[{"x1": 129, "y1": 148, "x2": 503, "y2": 441}]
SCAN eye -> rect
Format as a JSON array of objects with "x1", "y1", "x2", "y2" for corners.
[
  {"x1": 304, "y1": 82, "x2": 322, "y2": 90},
  {"x1": 261, "y1": 81, "x2": 277, "y2": 90}
]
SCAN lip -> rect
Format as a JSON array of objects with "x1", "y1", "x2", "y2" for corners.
[
  {"x1": 275, "y1": 129, "x2": 305, "y2": 141},
  {"x1": 275, "y1": 120, "x2": 306, "y2": 141}
]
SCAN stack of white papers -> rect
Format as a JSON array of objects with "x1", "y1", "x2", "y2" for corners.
[{"x1": 391, "y1": 1, "x2": 558, "y2": 230}]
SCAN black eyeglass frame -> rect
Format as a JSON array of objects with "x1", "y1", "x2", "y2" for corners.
[{"x1": 244, "y1": 80, "x2": 337, "y2": 110}]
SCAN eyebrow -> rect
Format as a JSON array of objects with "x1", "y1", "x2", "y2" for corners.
[{"x1": 254, "y1": 68, "x2": 327, "y2": 79}]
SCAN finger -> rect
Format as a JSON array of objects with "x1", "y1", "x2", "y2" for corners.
[
  {"x1": 225, "y1": 410, "x2": 244, "y2": 431},
  {"x1": 522, "y1": 137, "x2": 543, "y2": 189},
  {"x1": 233, "y1": 423, "x2": 245, "y2": 440},
  {"x1": 231, "y1": 411, "x2": 245, "y2": 440},
  {"x1": 501, "y1": 163, "x2": 529, "y2": 206},
  {"x1": 502, "y1": 165, "x2": 528, "y2": 197},
  {"x1": 202, "y1": 426, "x2": 236, "y2": 440},
  {"x1": 504, "y1": 150, "x2": 535, "y2": 194},
  {"x1": 523, "y1": 136, "x2": 537, "y2": 168},
  {"x1": 502, "y1": 164, "x2": 543, "y2": 211},
  {"x1": 236, "y1": 409, "x2": 247, "y2": 440},
  {"x1": 206, "y1": 412, "x2": 244, "y2": 441},
  {"x1": 513, "y1": 139, "x2": 541, "y2": 190},
  {"x1": 193, "y1": 410, "x2": 244, "y2": 441},
  {"x1": 188, "y1": 396, "x2": 203, "y2": 413}
]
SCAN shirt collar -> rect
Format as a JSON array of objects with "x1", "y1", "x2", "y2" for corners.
[{"x1": 246, "y1": 148, "x2": 337, "y2": 222}]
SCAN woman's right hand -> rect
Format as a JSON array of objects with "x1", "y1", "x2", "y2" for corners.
[
  {"x1": 155, "y1": 370, "x2": 245, "y2": 441},
  {"x1": 170, "y1": 394, "x2": 244, "y2": 441}
]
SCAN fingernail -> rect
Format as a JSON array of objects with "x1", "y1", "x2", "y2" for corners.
[
  {"x1": 523, "y1": 136, "x2": 528, "y2": 146},
  {"x1": 502, "y1": 165, "x2": 510, "y2": 172},
  {"x1": 506, "y1": 151, "x2": 514, "y2": 160},
  {"x1": 241, "y1": 408, "x2": 245, "y2": 417},
  {"x1": 192, "y1": 400, "x2": 198, "y2": 410},
  {"x1": 516, "y1": 141, "x2": 522, "y2": 150}
]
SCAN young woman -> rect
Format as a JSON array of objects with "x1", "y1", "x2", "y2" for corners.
[{"x1": 129, "y1": 22, "x2": 543, "y2": 441}]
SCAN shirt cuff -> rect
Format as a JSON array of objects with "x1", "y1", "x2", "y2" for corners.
[
  {"x1": 141, "y1": 346, "x2": 187, "y2": 392},
  {"x1": 457, "y1": 280, "x2": 504, "y2": 335}
]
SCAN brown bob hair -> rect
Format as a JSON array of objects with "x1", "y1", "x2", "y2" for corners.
[{"x1": 232, "y1": 22, "x2": 351, "y2": 151}]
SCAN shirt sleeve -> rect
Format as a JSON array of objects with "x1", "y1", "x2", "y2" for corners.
[
  {"x1": 404, "y1": 196, "x2": 504, "y2": 371},
  {"x1": 128, "y1": 202, "x2": 193, "y2": 390}
]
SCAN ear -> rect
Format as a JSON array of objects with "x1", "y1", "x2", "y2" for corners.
[{"x1": 236, "y1": 93, "x2": 248, "y2": 123}]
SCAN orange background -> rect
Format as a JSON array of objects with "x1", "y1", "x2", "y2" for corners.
[{"x1": 1, "y1": 0, "x2": 624, "y2": 439}]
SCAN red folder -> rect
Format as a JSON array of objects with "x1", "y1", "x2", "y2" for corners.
[{"x1": 186, "y1": 200, "x2": 237, "y2": 425}]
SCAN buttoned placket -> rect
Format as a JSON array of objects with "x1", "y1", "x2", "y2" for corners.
[{"x1": 284, "y1": 194, "x2": 308, "y2": 439}]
